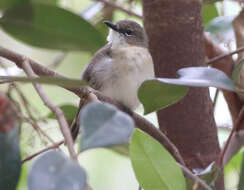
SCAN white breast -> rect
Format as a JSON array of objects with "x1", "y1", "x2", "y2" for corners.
[{"x1": 100, "y1": 46, "x2": 154, "y2": 110}]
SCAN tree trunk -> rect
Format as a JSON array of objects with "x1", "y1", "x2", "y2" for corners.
[{"x1": 142, "y1": 0, "x2": 222, "y2": 187}]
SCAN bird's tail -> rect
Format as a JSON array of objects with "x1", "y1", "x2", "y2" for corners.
[
  {"x1": 71, "y1": 119, "x2": 80, "y2": 141},
  {"x1": 70, "y1": 100, "x2": 83, "y2": 141}
]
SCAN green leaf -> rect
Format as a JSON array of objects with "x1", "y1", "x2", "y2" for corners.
[
  {"x1": 158, "y1": 67, "x2": 235, "y2": 91},
  {"x1": 47, "y1": 104, "x2": 78, "y2": 121},
  {"x1": 0, "y1": 76, "x2": 87, "y2": 88},
  {"x1": 0, "y1": 127, "x2": 21, "y2": 190},
  {"x1": 138, "y1": 80, "x2": 188, "y2": 114},
  {"x1": 28, "y1": 150, "x2": 87, "y2": 190},
  {"x1": 232, "y1": 59, "x2": 244, "y2": 85},
  {"x1": 238, "y1": 152, "x2": 244, "y2": 190},
  {"x1": 80, "y1": 102, "x2": 134, "y2": 151},
  {"x1": 202, "y1": 4, "x2": 218, "y2": 25},
  {"x1": 130, "y1": 129, "x2": 186, "y2": 190},
  {"x1": 0, "y1": 2, "x2": 105, "y2": 51}
]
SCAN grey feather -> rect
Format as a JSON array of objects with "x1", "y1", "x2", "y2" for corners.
[{"x1": 81, "y1": 43, "x2": 112, "y2": 90}]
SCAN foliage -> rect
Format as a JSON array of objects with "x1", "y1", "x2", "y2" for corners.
[{"x1": 0, "y1": 1, "x2": 244, "y2": 190}]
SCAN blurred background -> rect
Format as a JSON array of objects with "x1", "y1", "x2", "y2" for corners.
[{"x1": 0, "y1": 0, "x2": 243, "y2": 189}]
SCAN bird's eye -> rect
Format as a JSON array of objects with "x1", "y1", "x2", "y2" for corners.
[{"x1": 125, "y1": 30, "x2": 133, "y2": 36}]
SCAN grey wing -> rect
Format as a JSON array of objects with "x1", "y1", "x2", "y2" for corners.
[
  {"x1": 81, "y1": 43, "x2": 112, "y2": 90},
  {"x1": 72, "y1": 44, "x2": 113, "y2": 141}
]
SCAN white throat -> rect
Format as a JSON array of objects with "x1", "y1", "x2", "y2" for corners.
[{"x1": 107, "y1": 29, "x2": 129, "y2": 50}]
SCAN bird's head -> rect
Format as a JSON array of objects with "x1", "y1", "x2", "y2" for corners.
[{"x1": 104, "y1": 20, "x2": 148, "y2": 49}]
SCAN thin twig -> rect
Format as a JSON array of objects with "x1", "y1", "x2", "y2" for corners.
[
  {"x1": 22, "y1": 140, "x2": 64, "y2": 163},
  {"x1": 95, "y1": 0, "x2": 142, "y2": 19},
  {"x1": 206, "y1": 46, "x2": 244, "y2": 65},
  {"x1": 21, "y1": 59, "x2": 77, "y2": 160}
]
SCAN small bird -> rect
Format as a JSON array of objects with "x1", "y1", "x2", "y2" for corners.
[{"x1": 71, "y1": 20, "x2": 154, "y2": 140}]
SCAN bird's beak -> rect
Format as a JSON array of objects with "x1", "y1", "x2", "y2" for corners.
[{"x1": 104, "y1": 21, "x2": 119, "y2": 33}]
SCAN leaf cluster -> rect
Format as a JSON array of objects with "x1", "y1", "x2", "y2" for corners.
[{"x1": 1, "y1": 1, "x2": 244, "y2": 190}]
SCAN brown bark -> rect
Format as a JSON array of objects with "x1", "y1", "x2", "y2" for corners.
[{"x1": 142, "y1": 0, "x2": 220, "y2": 171}]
